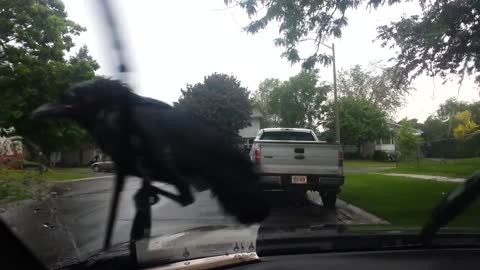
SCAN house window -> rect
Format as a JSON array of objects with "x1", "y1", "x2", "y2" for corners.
[{"x1": 379, "y1": 135, "x2": 393, "y2": 145}]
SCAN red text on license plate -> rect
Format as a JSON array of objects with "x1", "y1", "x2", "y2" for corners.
[{"x1": 291, "y1": 175, "x2": 307, "y2": 184}]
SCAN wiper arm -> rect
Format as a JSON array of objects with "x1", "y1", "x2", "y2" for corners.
[{"x1": 420, "y1": 172, "x2": 480, "y2": 245}]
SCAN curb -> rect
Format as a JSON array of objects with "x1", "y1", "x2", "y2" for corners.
[
  {"x1": 336, "y1": 199, "x2": 390, "y2": 224},
  {"x1": 62, "y1": 175, "x2": 113, "y2": 183}
]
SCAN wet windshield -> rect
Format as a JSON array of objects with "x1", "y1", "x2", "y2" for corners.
[{"x1": 1, "y1": 0, "x2": 480, "y2": 269}]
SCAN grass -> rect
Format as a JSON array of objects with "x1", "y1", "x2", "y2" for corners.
[
  {"x1": 0, "y1": 167, "x2": 94, "y2": 202},
  {"x1": 384, "y1": 158, "x2": 480, "y2": 178},
  {"x1": 344, "y1": 160, "x2": 395, "y2": 168},
  {"x1": 340, "y1": 173, "x2": 480, "y2": 228},
  {"x1": 1, "y1": 168, "x2": 93, "y2": 182}
]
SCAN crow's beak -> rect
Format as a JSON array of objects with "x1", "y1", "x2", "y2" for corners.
[{"x1": 31, "y1": 102, "x2": 72, "y2": 119}]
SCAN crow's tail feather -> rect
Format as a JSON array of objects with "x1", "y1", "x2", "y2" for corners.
[
  {"x1": 213, "y1": 179, "x2": 270, "y2": 224},
  {"x1": 209, "y1": 156, "x2": 270, "y2": 224}
]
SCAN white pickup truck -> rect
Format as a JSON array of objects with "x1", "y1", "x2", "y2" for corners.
[{"x1": 249, "y1": 128, "x2": 344, "y2": 208}]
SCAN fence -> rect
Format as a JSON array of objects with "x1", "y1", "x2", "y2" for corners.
[{"x1": 422, "y1": 138, "x2": 480, "y2": 159}]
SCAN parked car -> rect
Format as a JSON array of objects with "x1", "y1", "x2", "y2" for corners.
[
  {"x1": 250, "y1": 128, "x2": 344, "y2": 208},
  {"x1": 90, "y1": 160, "x2": 115, "y2": 172}
]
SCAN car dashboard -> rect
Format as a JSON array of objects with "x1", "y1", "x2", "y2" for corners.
[{"x1": 230, "y1": 248, "x2": 480, "y2": 270}]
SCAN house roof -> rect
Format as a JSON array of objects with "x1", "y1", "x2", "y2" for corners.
[
  {"x1": 387, "y1": 121, "x2": 423, "y2": 135},
  {"x1": 387, "y1": 121, "x2": 401, "y2": 127}
]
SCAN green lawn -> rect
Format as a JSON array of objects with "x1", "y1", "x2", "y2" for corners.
[
  {"x1": 0, "y1": 168, "x2": 94, "y2": 202},
  {"x1": 340, "y1": 173, "x2": 480, "y2": 227},
  {"x1": 0, "y1": 168, "x2": 93, "y2": 182},
  {"x1": 384, "y1": 158, "x2": 480, "y2": 178},
  {"x1": 344, "y1": 160, "x2": 395, "y2": 168}
]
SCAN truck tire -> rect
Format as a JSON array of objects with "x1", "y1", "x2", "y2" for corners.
[{"x1": 320, "y1": 191, "x2": 337, "y2": 209}]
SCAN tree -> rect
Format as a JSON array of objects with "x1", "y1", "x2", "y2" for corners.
[
  {"x1": 396, "y1": 122, "x2": 423, "y2": 160},
  {"x1": 228, "y1": 0, "x2": 480, "y2": 86},
  {"x1": 253, "y1": 71, "x2": 329, "y2": 130},
  {"x1": 175, "y1": 73, "x2": 252, "y2": 139},
  {"x1": 398, "y1": 118, "x2": 423, "y2": 131},
  {"x1": 324, "y1": 97, "x2": 389, "y2": 151},
  {"x1": 338, "y1": 64, "x2": 412, "y2": 114},
  {"x1": 378, "y1": 0, "x2": 480, "y2": 85},
  {"x1": 436, "y1": 98, "x2": 480, "y2": 125},
  {"x1": 420, "y1": 98, "x2": 480, "y2": 142},
  {"x1": 0, "y1": 0, "x2": 99, "y2": 158},
  {"x1": 251, "y1": 78, "x2": 281, "y2": 127},
  {"x1": 225, "y1": 0, "x2": 386, "y2": 69},
  {"x1": 421, "y1": 116, "x2": 449, "y2": 142},
  {"x1": 453, "y1": 111, "x2": 480, "y2": 141}
]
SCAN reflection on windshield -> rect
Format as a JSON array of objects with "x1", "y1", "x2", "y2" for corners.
[{"x1": 1, "y1": 0, "x2": 480, "y2": 269}]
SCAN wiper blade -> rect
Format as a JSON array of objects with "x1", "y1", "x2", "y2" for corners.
[{"x1": 421, "y1": 172, "x2": 480, "y2": 245}]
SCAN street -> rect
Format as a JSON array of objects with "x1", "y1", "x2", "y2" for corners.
[{"x1": 0, "y1": 176, "x2": 384, "y2": 269}]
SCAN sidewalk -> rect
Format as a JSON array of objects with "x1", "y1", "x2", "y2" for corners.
[{"x1": 382, "y1": 173, "x2": 466, "y2": 183}]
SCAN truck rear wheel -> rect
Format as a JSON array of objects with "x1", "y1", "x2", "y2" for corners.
[{"x1": 320, "y1": 191, "x2": 337, "y2": 209}]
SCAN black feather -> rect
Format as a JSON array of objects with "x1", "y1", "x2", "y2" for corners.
[{"x1": 36, "y1": 78, "x2": 270, "y2": 224}]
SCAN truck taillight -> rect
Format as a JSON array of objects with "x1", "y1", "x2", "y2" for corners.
[
  {"x1": 254, "y1": 147, "x2": 261, "y2": 164},
  {"x1": 338, "y1": 149, "x2": 343, "y2": 167}
]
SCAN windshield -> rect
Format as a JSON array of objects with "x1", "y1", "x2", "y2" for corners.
[{"x1": 1, "y1": 0, "x2": 480, "y2": 269}]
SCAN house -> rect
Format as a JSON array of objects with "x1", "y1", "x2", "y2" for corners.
[
  {"x1": 54, "y1": 147, "x2": 100, "y2": 167},
  {"x1": 359, "y1": 121, "x2": 401, "y2": 158},
  {"x1": 238, "y1": 109, "x2": 263, "y2": 150},
  {"x1": 345, "y1": 121, "x2": 420, "y2": 158}
]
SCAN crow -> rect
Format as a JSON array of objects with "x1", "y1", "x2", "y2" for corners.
[{"x1": 31, "y1": 78, "x2": 269, "y2": 249}]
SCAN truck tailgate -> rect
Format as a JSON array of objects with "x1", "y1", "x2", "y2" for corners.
[{"x1": 257, "y1": 141, "x2": 341, "y2": 175}]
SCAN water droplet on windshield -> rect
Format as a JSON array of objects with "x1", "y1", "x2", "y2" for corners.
[{"x1": 42, "y1": 222, "x2": 56, "y2": 230}]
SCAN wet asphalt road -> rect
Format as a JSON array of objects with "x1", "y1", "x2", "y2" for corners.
[{"x1": 0, "y1": 176, "x2": 377, "y2": 269}]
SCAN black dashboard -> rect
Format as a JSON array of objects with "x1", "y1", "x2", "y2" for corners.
[{"x1": 232, "y1": 248, "x2": 480, "y2": 270}]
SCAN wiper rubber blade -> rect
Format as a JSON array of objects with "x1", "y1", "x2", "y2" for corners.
[{"x1": 420, "y1": 172, "x2": 480, "y2": 245}]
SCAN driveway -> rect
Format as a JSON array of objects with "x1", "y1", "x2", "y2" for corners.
[{"x1": 1, "y1": 176, "x2": 384, "y2": 269}]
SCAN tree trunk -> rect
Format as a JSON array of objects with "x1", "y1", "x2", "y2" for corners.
[
  {"x1": 357, "y1": 144, "x2": 362, "y2": 158},
  {"x1": 79, "y1": 149, "x2": 84, "y2": 167}
]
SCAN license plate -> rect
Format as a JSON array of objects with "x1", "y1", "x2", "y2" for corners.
[{"x1": 291, "y1": 175, "x2": 307, "y2": 184}]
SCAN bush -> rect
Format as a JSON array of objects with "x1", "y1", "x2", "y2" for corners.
[
  {"x1": 373, "y1": 150, "x2": 397, "y2": 161},
  {"x1": 373, "y1": 150, "x2": 388, "y2": 161},
  {"x1": 344, "y1": 151, "x2": 361, "y2": 159}
]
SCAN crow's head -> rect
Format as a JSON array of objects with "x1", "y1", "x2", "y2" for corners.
[{"x1": 32, "y1": 78, "x2": 131, "y2": 123}]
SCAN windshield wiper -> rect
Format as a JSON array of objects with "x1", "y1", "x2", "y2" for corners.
[{"x1": 421, "y1": 172, "x2": 480, "y2": 245}]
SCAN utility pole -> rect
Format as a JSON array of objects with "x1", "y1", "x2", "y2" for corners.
[
  {"x1": 331, "y1": 43, "x2": 340, "y2": 144},
  {"x1": 320, "y1": 42, "x2": 341, "y2": 143}
]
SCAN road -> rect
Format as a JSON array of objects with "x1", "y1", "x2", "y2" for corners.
[{"x1": 0, "y1": 176, "x2": 382, "y2": 269}]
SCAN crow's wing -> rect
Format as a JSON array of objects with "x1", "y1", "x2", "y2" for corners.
[
  {"x1": 131, "y1": 102, "x2": 269, "y2": 224},
  {"x1": 134, "y1": 95, "x2": 173, "y2": 109}
]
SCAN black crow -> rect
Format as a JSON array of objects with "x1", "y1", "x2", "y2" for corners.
[{"x1": 31, "y1": 78, "x2": 269, "y2": 248}]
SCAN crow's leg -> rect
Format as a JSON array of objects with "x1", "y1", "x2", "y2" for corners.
[
  {"x1": 173, "y1": 180, "x2": 194, "y2": 206},
  {"x1": 130, "y1": 178, "x2": 153, "y2": 241},
  {"x1": 103, "y1": 171, "x2": 126, "y2": 250},
  {"x1": 149, "y1": 181, "x2": 193, "y2": 206},
  {"x1": 129, "y1": 177, "x2": 155, "y2": 262}
]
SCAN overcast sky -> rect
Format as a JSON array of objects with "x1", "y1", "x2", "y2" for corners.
[{"x1": 63, "y1": 0, "x2": 479, "y2": 122}]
